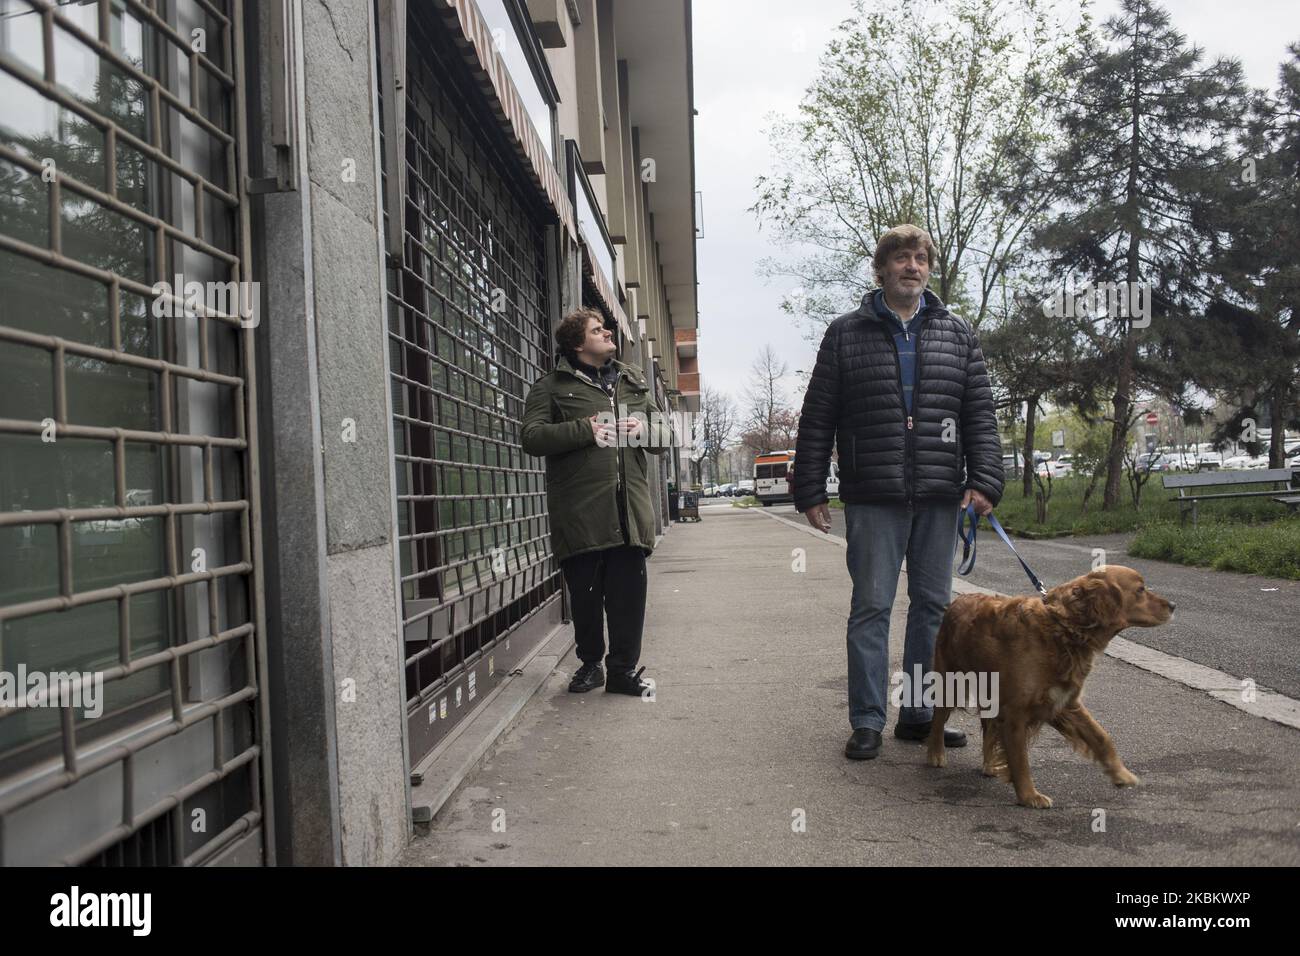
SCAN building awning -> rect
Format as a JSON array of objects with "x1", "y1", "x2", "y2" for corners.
[
  {"x1": 433, "y1": 0, "x2": 577, "y2": 236},
  {"x1": 580, "y1": 241, "x2": 633, "y2": 342}
]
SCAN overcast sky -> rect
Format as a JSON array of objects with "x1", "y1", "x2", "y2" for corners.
[{"x1": 691, "y1": 0, "x2": 1300, "y2": 407}]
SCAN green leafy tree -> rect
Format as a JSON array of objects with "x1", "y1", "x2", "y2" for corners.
[{"x1": 752, "y1": 0, "x2": 1081, "y2": 333}]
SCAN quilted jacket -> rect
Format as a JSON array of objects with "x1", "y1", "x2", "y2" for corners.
[{"x1": 792, "y1": 288, "x2": 1004, "y2": 511}]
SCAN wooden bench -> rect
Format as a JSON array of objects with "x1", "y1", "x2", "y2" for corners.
[{"x1": 1162, "y1": 468, "x2": 1298, "y2": 527}]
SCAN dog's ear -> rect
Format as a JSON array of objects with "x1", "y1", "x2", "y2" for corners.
[{"x1": 1068, "y1": 577, "x2": 1124, "y2": 628}]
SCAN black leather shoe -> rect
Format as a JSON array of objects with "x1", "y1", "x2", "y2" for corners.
[
  {"x1": 605, "y1": 665, "x2": 651, "y2": 696},
  {"x1": 844, "y1": 728, "x2": 882, "y2": 760},
  {"x1": 568, "y1": 662, "x2": 604, "y2": 693},
  {"x1": 894, "y1": 720, "x2": 967, "y2": 747}
]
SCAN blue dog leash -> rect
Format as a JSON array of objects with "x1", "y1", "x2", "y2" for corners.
[{"x1": 956, "y1": 503, "x2": 1048, "y2": 596}]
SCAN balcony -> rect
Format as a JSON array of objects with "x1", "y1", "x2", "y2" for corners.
[
  {"x1": 676, "y1": 371, "x2": 700, "y2": 411},
  {"x1": 674, "y1": 328, "x2": 696, "y2": 358}
]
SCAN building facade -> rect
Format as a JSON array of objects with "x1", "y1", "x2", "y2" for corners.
[{"x1": 0, "y1": 0, "x2": 698, "y2": 866}]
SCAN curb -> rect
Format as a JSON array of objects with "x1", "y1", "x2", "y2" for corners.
[
  {"x1": 996, "y1": 525, "x2": 1081, "y2": 539},
  {"x1": 409, "y1": 623, "x2": 575, "y2": 824}
]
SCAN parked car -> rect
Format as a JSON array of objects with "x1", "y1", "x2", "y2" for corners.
[
  {"x1": 1153, "y1": 448, "x2": 1200, "y2": 470},
  {"x1": 1135, "y1": 452, "x2": 1178, "y2": 474},
  {"x1": 1221, "y1": 454, "x2": 1270, "y2": 470},
  {"x1": 717, "y1": 483, "x2": 736, "y2": 496},
  {"x1": 736, "y1": 479, "x2": 756, "y2": 495},
  {"x1": 1032, "y1": 453, "x2": 1072, "y2": 479}
]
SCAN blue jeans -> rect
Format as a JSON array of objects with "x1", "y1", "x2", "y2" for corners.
[{"x1": 844, "y1": 500, "x2": 959, "y2": 732}]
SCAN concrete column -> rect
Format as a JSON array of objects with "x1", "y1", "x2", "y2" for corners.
[{"x1": 250, "y1": 0, "x2": 410, "y2": 866}]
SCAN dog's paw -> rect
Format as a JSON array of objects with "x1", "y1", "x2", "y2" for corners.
[
  {"x1": 1018, "y1": 791, "x2": 1053, "y2": 809},
  {"x1": 982, "y1": 764, "x2": 1011, "y2": 781},
  {"x1": 927, "y1": 750, "x2": 946, "y2": 768},
  {"x1": 1111, "y1": 767, "x2": 1139, "y2": 787}
]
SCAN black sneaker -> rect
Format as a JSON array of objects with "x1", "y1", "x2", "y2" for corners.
[
  {"x1": 844, "y1": 727, "x2": 882, "y2": 760},
  {"x1": 568, "y1": 662, "x2": 604, "y2": 693},
  {"x1": 605, "y1": 665, "x2": 651, "y2": 697},
  {"x1": 894, "y1": 720, "x2": 967, "y2": 747}
]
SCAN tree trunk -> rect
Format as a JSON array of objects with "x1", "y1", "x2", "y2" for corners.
[
  {"x1": 1106, "y1": 30, "x2": 1144, "y2": 512},
  {"x1": 1270, "y1": 380, "x2": 1287, "y2": 468},
  {"x1": 1022, "y1": 395, "x2": 1040, "y2": 499},
  {"x1": 1102, "y1": 339, "x2": 1134, "y2": 510}
]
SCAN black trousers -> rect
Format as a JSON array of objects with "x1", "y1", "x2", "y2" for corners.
[{"x1": 561, "y1": 545, "x2": 647, "y2": 671}]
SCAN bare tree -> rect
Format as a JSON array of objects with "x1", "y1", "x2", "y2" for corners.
[
  {"x1": 771, "y1": 407, "x2": 800, "y2": 450},
  {"x1": 752, "y1": 0, "x2": 1079, "y2": 333},
  {"x1": 698, "y1": 387, "x2": 737, "y2": 486},
  {"x1": 743, "y1": 345, "x2": 792, "y2": 454}
]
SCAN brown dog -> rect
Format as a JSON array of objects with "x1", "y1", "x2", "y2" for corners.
[{"x1": 926, "y1": 566, "x2": 1174, "y2": 808}]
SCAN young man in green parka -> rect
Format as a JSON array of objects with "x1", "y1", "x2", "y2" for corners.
[{"x1": 521, "y1": 308, "x2": 674, "y2": 695}]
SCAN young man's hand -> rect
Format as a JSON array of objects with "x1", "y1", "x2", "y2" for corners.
[
  {"x1": 961, "y1": 488, "x2": 993, "y2": 515},
  {"x1": 616, "y1": 416, "x2": 644, "y2": 440},
  {"x1": 804, "y1": 502, "x2": 832, "y2": 533},
  {"x1": 589, "y1": 415, "x2": 617, "y2": 447}
]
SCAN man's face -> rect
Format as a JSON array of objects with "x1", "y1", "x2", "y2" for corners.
[
  {"x1": 880, "y1": 244, "x2": 931, "y2": 301},
  {"x1": 575, "y1": 317, "x2": 617, "y2": 361}
]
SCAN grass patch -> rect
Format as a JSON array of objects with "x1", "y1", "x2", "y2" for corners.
[
  {"x1": 992, "y1": 474, "x2": 1294, "y2": 535},
  {"x1": 989, "y1": 474, "x2": 1300, "y2": 578},
  {"x1": 1128, "y1": 516, "x2": 1300, "y2": 580}
]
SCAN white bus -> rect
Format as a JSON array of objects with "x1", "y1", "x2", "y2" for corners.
[{"x1": 754, "y1": 451, "x2": 840, "y2": 506}]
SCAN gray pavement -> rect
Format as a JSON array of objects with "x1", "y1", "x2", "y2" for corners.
[{"x1": 397, "y1": 503, "x2": 1300, "y2": 866}]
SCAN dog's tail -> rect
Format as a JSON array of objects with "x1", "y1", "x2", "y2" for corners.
[{"x1": 932, "y1": 607, "x2": 957, "y2": 674}]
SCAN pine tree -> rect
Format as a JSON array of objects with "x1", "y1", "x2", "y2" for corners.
[
  {"x1": 1200, "y1": 44, "x2": 1300, "y2": 466},
  {"x1": 1028, "y1": 0, "x2": 1247, "y2": 509}
]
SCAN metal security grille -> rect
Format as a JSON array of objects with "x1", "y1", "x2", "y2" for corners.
[
  {"x1": 385, "y1": 5, "x2": 560, "y2": 766},
  {"x1": 0, "y1": 0, "x2": 271, "y2": 865}
]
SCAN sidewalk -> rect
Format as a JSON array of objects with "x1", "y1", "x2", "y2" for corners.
[{"x1": 397, "y1": 506, "x2": 1300, "y2": 866}]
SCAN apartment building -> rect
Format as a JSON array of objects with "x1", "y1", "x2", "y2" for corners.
[{"x1": 0, "y1": 0, "x2": 698, "y2": 865}]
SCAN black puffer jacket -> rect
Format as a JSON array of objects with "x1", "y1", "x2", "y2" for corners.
[{"x1": 793, "y1": 289, "x2": 1004, "y2": 511}]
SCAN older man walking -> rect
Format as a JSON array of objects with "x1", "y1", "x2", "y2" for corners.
[{"x1": 793, "y1": 224, "x2": 1005, "y2": 760}]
